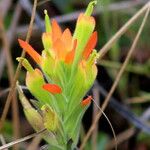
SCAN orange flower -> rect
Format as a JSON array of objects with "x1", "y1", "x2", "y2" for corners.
[
  {"x1": 18, "y1": 16, "x2": 97, "y2": 66},
  {"x1": 81, "y1": 96, "x2": 92, "y2": 106},
  {"x1": 82, "y1": 31, "x2": 97, "y2": 60},
  {"x1": 43, "y1": 83, "x2": 62, "y2": 94},
  {"x1": 18, "y1": 39, "x2": 42, "y2": 65}
]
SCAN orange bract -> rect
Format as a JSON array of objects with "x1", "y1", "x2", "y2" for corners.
[
  {"x1": 61, "y1": 28, "x2": 72, "y2": 51},
  {"x1": 43, "y1": 83, "x2": 62, "y2": 94},
  {"x1": 52, "y1": 19, "x2": 62, "y2": 42},
  {"x1": 81, "y1": 96, "x2": 92, "y2": 106},
  {"x1": 18, "y1": 39, "x2": 42, "y2": 64},
  {"x1": 82, "y1": 31, "x2": 97, "y2": 60}
]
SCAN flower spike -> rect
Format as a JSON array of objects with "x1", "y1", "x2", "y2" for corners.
[
  {"x1": 18, "y1": 39, "x2": 42, "y2": 64},
  {"x1": 43, "y1": 83, "x2": 62, "y2": 94}
]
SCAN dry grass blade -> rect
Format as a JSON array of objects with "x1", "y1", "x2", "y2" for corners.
[
  {"x1": 0, "y1": 134, "x2": 8, "y2": 150},
  {"x1": 0, "y1": 0, "x2": 38, "y2": 131},
  {"x1": 106, "y1": 128, "x2": 135, "y2": 150},
  {"x1": 92, "y1": 88, "x2": 100, "y2": 150},
  {"x1": 79, "y1": 3, "x2": 150, "y2": 150},
  {"x1": 98, "y1": 1, "x2": 150, "y2": 59},
  {"x1": 92, "y1": 98, "x2": 117, "y2": 150},
  {"x1": 0, "y1": 3, "x2": 22, "y2": 80},
  {"x1": 0, "y1": 129, "x2": 46, "y2": 150},
  {"x1": 37, "y1": 0, "x2": 51, "y2": 6},
  {"x1": 27, "y1": 135, "x2": 42, "y2": 150},
  {"x1": 0, "y1": 14, "x2": 20, "y2": 150},
  {"x1": 126, "y1": 96, "x2": 150, "y2": 104},
  {"x1": 0, "y1": 86, "x2": 27, "y2": 98}
]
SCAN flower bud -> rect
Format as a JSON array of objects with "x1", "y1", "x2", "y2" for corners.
[
  {"x1": 17, "y1": 84, "x2": 44, "y2": 131},
  {"x1": 41, "y1": 105, "x2": 59, "y2": 132}
]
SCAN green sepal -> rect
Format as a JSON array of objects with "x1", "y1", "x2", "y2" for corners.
[
  {"x1": 44, "y1": 9, "x2": 51, "y2": 33},
  {"x1": 64, "y1": 103, "x2": 90, "y2": 143},
  {"x1": 41, "y1": 50, "x2": 54, "y2": 81},
  {"x1": 30, "y1": 99, "x2": 43, "y2": 112},
  {"x1": 41, "y1": 50, "x2": 66, "y2": 86},
  {"x1": 17, "y1": 83, "x2": 44, "y2": 131},
  {"x1": 41, "y1": 105, "x2": 59, "y2": 132},
  {"x1": 67, "y1": 66, "x2": 86, "y2": 113},
  {"x1": 16, "y1": 57, "x2": 34, "y2": 72},
  {"x1": 26, "y1": 68, "x2": 58, "y2": 112},
  {"x1": 85, "y1": 52, "x2": 98, "y2": 89},
  {"x1": 85, "y1": 1, "x2": 97, "y2": 16},
  {"x1": 42, "y1": 33, "x2": 52, "y2": 50}
]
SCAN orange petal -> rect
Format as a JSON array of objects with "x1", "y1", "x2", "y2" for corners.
[
  {"x1": 18, "y1": 39, "x2": 42, "y2": 64},
  {"x1": 81, "y1": 96, "x2": 92, "y2": 106},
  {"x1": 61, "y1": 28, "x2": 72, "y2": 50},
  {"x1": 52, "y1": 19, "x2": 62, "y2": 42},
  {"x1": 42, "y1": 83, "x2": 62, "y2": 94},
  {"x1": 53, "y1": 38, "x2": 66, "y2": 60},
  {"x1": 65, "y1": 39, "x2": 77, "y2": 64},
  {"x1": 82, "y1": 31, "x2": 97, "y2": 60}
]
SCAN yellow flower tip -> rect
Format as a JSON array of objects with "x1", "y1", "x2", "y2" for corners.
[
  {"x1": 42, "y1": 83, "x2": 62, "y2": 94},
  {"x1": 81, "y1": 96, "x2": 92, "y2": 106},
  {"x1": 83, "y1": 31, "x2": 97, "y2": 60},
  {"x1": 34, "y1": 68, "x2": 43, "y2": 75},
  {"x1": 18, "y1": 39, "x2": 42, "y2": 65},
  {"x1": 16, "y1": 57, "x2": 34, "y2": 72},
  {"x1": 44, "y1": 9, "x2": 51, "y2": 33},
  {"x1": 42, "y1": 32, "x2": 52, "y2": 49},
  {"x1": 44, "y1": 9, "x2": 48, "y2": 15},
  {"x1": 78, "y1": 13, "x2": 95, "y2": 28},
  {"x1": 26, "y1": 68, "x2": 43, "y2": 88},
  {"x1": 26, "y1": 68, "x2": 42, "y2": 79}
]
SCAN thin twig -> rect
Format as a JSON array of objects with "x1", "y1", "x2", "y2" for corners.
[
  {"x1": 0, "y1": 129, "x2": 46, "y2": 150},
  {"x1": 91, "y1": 97, "x2": 117, "y2": 150},
  {"x1": 0, "y1": 0, "x2": 38, "y2": 131},
  {"x1": 80, "y1": 3, "x2": 150, "y2": 149},
  {"x1": 97, "y1": 60, "x2": 150, "y2": 76},
  {"x1": 96, "y1": 81, "x2": 150, "y2": 134},
  {"x1": 107, "y1": 106, "x2": 150, "y2": 149},
  {"x1": 0, "y1": 3, "x2": 22, "y2": 80}
]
